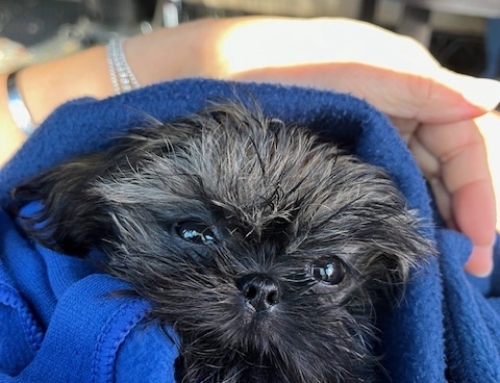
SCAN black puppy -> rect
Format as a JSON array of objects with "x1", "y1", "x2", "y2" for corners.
[{"x1": 14, "y1": 102, "x2": 433, "y2": 383}]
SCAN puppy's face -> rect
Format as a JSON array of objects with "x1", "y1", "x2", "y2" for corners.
[{"x1": 15, "y1": 103, "x2": 433, "y2": 383}]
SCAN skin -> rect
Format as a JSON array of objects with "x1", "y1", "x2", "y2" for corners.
[{"x1": 0, "y1": 16, "x2": 499, "y2": 276}]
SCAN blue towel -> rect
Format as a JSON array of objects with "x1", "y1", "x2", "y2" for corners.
[{"x1": 0, "y1": 79, "x2": 499, "y2": 382}]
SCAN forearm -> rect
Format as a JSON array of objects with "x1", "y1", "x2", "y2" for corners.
[
  {"x1": 10, "y1": 18, "x2": 224, "y2": 124},
  {"x1": 20, "y1": 45, "x2": 112, "y2": 124}
]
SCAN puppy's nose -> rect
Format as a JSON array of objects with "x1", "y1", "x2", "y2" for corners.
[{"x1": 236, "y1": 274, "x2": 280, "y2": 311}]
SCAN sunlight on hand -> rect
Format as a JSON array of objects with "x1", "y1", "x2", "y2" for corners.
[{"x1": 217, "y1": 17, "x2": 500, "y2": 113}]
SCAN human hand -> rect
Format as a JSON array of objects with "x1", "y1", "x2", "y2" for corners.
[{"x1": 157, "y1": 17, "x2": 499, "y2": 276}]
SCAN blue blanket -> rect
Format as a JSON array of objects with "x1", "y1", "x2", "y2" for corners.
[{"x1": 0, "y1": 79, "x2": 499, "y2": 382}]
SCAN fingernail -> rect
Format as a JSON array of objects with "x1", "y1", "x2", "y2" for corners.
[{"x1": 464, "y1": 245, "x2": 494, "y2": 278}]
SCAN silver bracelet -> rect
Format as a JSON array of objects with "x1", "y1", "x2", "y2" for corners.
[
  {"x1": 106, "y1": 38, "x2": 140, "y2": 95},
  {"x1": 7, "y1": 71, "x2": 37, "y2": 137}
]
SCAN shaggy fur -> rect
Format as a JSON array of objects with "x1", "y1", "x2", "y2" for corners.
[{"x1": 13, "y1": 102, "x2": 434, "y2": 383}]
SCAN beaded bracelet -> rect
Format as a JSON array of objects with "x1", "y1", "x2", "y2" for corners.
[
  {"x1": 106, "y1": 38, "x2": 140, "y2": 95},
  {"x1": 7, "y1": 71, "x2": 37, "y2": 137}
]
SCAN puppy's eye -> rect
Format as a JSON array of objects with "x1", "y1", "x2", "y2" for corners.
[
  {"x1": 174, "y1": 221, "x2": 216, "y2": 245},
  {"x1": 310, "y1": 258, "x2": 346, "y2": 285}
]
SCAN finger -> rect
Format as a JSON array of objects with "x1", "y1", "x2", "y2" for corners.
[
  {"x1": 389, "y1": 116, "x2": 420, "y2": 142},
  {"x1": 456, "y1": 182, "x2": 495, "y2": 276},
  {"x1": 414, "y1": 120, "x2": 496, "y2": 276},
  {"x1": 408, "y1": 133, "x2": 455, "y2": 228}
]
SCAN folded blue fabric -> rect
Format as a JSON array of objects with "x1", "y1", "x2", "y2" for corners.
[{"x1": 0, "y1": 79, "x2": 499, "y2": 382}]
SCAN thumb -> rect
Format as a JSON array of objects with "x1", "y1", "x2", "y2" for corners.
[
  {"x1": 410, "y1": 69, "x2": 500, "y2": 124},
  {"x1": 233, "y1": 63, "x2": 500, "y2": 124}
]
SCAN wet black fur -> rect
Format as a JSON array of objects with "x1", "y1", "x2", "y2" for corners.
[{"x1": 13, "y1": 102, "x2": 433, "y2": 383}]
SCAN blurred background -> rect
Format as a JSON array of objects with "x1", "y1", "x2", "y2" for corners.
[{"x1": 0, "y1": 0, "x2": 497, "y2": 78}]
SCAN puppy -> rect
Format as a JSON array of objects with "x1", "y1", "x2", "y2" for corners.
[{"x1": 14, "y1": 102, "x2": 433, "y2": 383}]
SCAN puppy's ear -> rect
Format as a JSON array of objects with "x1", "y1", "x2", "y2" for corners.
[
  {"x1": 367, "y1": 209, "x2": 435, "y2": 295},
  {"x1": 12, "y1": 152, "x2": 113, "y2": 256},
  {"x1": 12, "y1": 122, "x2": 202, "y2": 257}
]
